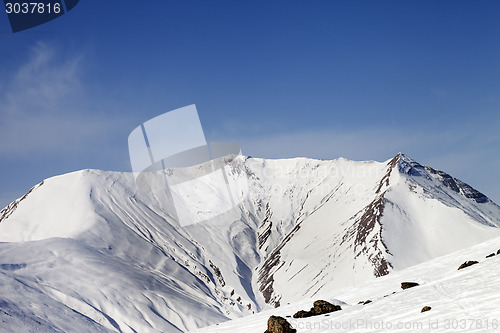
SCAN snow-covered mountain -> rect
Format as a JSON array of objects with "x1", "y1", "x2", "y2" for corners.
[
  {"x1": 195, "y1": 233, "x2": 500, "y2": 333},
  {"x1": 0, "y1": 153, "x2": 499, "y2": 332}
]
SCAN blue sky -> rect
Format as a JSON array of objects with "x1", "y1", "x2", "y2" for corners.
[{"x1": 0, "y1": 0, "x2": 499, "y2": 208}]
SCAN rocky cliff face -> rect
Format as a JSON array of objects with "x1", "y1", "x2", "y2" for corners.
[{"x1": 252, "y1": 153, "x2": 500, "y2": 307}]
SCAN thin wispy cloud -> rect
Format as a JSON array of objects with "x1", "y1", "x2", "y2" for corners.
[{"x1": 0, "y1": 42, "x2": 113, "y2": 157}]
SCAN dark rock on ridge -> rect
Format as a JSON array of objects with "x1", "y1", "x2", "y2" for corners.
[
  {"x1": 401, "y1": 282, "x2": 419, "y2": 290},
  {"x1": 458, "y1": 261, "x2": 479, "y2": 270},
  {"x1": 293, "y1": 300, "x2": 341, "y2": 318}
]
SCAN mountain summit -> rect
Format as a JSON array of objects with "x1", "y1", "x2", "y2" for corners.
[{"x1": 1, "y1": 153, "x2": 499, "y2": 332}]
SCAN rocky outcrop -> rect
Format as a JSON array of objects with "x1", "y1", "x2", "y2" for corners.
[
  {"x1": 311, "y1": 300, "x2": 341, "y2": 315},
  {"x1": 292, "y1": 310, "x2": 311, "y2": 319},
  {"x1": 0, "y1": 181, "x2": 44, "y2": 223},
  {"x1": 458, "y1": 261, "x2": 479, "y2": 270},
  {"x1": 424, "y1": 167, "x2": 489, "y2": 203},
  {"x1": 258, "y1": 221, "x2": 302, "y2": 308},
  {"x1": 258, "y1": 203, "x2": 273, "y2": 250},
  {"x1": 208, "y1": 260, "x2": 225, "y2": 287},
  {"x1": 292, "y1": 300, "x2": 341, "y2": 318},
  {"x1": 264, "y1": 316, "x2": 296, "y2": 333},
  {"x1": 421, "y1": 306, "x2": 432, "y2": 313},
  {"x1": 401, "y1": 282, "x2": 419, "y2": 290}
]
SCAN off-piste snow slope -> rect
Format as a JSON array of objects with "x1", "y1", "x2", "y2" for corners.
[
  {"x1": 0, "y1": 153, "x2": 499, "y2": 332},
  {"x1": 195, "y1": 233, "x2": 500, "y2": 333}
]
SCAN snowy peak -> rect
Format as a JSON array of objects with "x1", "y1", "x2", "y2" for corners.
[
  {"x1": 0, "y1": 154, "x2": 499, "y2": 332},
  {"x1": 255, "y1": 155, "x2": 396, "y2": 308},
  {"x1": 395, "y1": 153, "x2": 489, "y2": 204},
  {"x1": 252, "y1": 153, "x2": 500, "y2": 308},
  {"x1": 395, "y1": 152, "x2": 424, "y2": 175}
]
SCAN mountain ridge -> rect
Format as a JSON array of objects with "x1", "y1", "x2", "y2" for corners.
[{"x1": 0, "y1": 153, "x2": 499, "y2": 332}]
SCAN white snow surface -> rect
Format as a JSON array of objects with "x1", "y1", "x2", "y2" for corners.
[
  {"x1": 195, "y1": 234, "x2": 500, "y2": 333},
  {"x1": 0, "y1": 153, "x2": 499, "y2": 332}
]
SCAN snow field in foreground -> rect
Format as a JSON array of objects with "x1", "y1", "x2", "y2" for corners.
[{"x1": 195, "y1": 234, "x2": 500, "y2": 332}]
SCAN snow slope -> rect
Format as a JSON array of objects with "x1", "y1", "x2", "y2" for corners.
[
  {"x1": 0, "y1": 153, "x2": 499, "y2": 332},
  {"x1": 250, "y1": 154, "x2": 500, "y2": 307},
  {"x1": 195, "y1": 235, "x2": 500, "y2": 333}
]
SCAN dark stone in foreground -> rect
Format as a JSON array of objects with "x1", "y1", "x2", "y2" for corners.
[
  {"x1": 486, "y1": 253, "x2": 495, "y2": 258},
  {"x1": 497, "y1": 249, "x2": 500, "y2": 255},
  {"x1": 421, "y1": 306, "x2": 432, "y2": 313},
  {"x1": 401, "y1": 282, "x2": 420, "y2": 290},
  {"x1": 293, "y1": 310, "x2": 312, "y2": 319},
  {"x1": 292, "y1": 300, "x2": 342, "y2": 318},
  {"x1": 458, "y1": 261, "x2": 479, "y2": 270},
  {"x1": 311, "y1": 300, "x2": 341, "y2": 315},
  {"x1": 265, "y1": 316, "x2": 296, "y2": 333}
]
